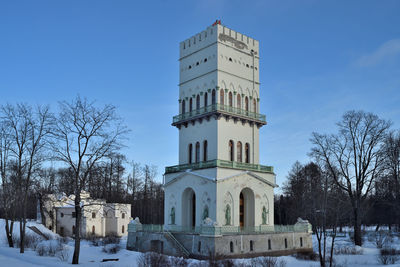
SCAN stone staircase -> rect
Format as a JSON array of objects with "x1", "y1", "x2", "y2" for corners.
[{"x1": 163, "y1": 231, "x2": 190, "y2": 257}]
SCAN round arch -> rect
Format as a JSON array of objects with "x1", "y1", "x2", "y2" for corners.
[
  {"x1": 182, "y1": 187, "x2": 196, "y2": 228},
  {"x1": 239, "y1": 188, "x2": 255, "y2": 228}
]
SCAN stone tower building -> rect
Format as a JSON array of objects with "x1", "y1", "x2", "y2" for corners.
[
  {"x1": 164, "y1": 22, "x2": 276, "y2": 230},
  {"x1": 127, "y1": 22, "x2": 312, "y2": 258}
]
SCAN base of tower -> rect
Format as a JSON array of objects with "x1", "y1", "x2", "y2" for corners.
[{"x1": 126, "y1": 228, "x2": 313, "y2": 259}]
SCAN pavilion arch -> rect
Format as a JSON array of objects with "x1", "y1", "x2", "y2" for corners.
[
  {"x1": 239, "y1": 188, "x2": 255, "y2": 228},
  {"x1": 182, "y1": 187, "x2": 196, "y2": 228},
  {"x1": 220, "y1": 80, "x2": 227, "y2": 90}
]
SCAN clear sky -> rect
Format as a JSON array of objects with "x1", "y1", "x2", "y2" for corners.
[{"x1": 1, "y1": 0, "x2": 399, "y2": 189}]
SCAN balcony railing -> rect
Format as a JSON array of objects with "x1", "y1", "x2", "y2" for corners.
[
  {"x1": 165, "y1": 159, "x2": 273, "y2": 174},
  {"x1": 172, "y1": 104, "x2": 266, "y2": 125},
  {"x1": 128, "y1": 223, "x2": 310, "y2": 236}
]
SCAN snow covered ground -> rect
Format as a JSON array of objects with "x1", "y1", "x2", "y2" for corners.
[{"x1": 0, "y1": 219, "x2": 399, "y2": 266}]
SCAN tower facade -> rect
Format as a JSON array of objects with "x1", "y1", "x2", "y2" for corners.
[{"x1": 164, "y1": 23, "x2": 276, "y2": 231}]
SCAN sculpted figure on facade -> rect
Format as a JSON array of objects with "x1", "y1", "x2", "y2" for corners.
[{"x1": 225, "y1": 204, "x2": 231, "y2": 225}]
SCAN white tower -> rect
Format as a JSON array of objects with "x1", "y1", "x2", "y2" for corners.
[{"x1": 164, "y1": 22, "x2": 276, "y2": 230}]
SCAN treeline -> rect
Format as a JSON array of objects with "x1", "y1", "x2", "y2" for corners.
[
  {"x1": 0, "y1": 97, "x2": 163, "y2": 264},
  {"x1": 275, "y1": 111, "x2": 400, "y2": 245}
]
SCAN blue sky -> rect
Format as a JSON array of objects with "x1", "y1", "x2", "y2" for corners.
[{"x1": 1, "y1": 0, "x2": 400, "y2": 189}]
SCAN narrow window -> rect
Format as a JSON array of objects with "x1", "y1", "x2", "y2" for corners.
[
  {"x1": 237, "y1": 142, "x2": 242, "y2": 163},
  {"x1": 204, "y1": 92, "x2": 208, "y2": 107},
  {"x1": 204, "y1": 58, "x2": 207, "y2": 62},
  {"x1": 203, "y1": 140, "x2": 208, "y2": 161},
  {"x1": 230, "y1": 241, "x2": 234, "y2": 253},
  {"x1": 268, "y1": 239, "x2": 271, "y2": 250},
  {"x1": 229, "y1": 140, "x2": 234, "y2": 161},
  {"x1": 92, "y1": 225, "x2": 95, "y2": 235},
  {"x1": 195, "y1": 142, "x2": 200, "y2": 163},
  {"x1": 61, "y1": 213, "x2": 64, "y2": 218},
  {"x1": 229, "y1": 57, "x2": 232, "y2": 62},
  {"x1": 196, "y1": 61, "x2": 199, "y2": 66},
  {"x1": 189, "y1": 98, "x2": 193, "y2": 112},
  {"x1": 212, "y1": 90, "x2": 216, "y2": 105},
  {"x1": 253, "y1": 98, "x2": 257, "y2": 113},
  {"x1": 72, "y1": 225, "x2": 75, "y2": 235},
  {"x1": 245, "y1": 97, "x2": 249, "y2": 111},
  {"x1": 300, "y1": 237, "x2": 303, "y2": 247},
  {"x1": 245, "y1": 143, "x2": 250, "y2": 163},
  {"x1": 189, "y1": 65, "x2": 191, "y2": 69},
  {"x1": 122, "y1": 213, "x2": 125, "y2": 219},
  {"x1": 188, "y1": 144, "x2": 193, "y2": 164},
  {"x1": 92, "y1": 212, "x2": 96, "y2": 219},
  {"x1": 196, "y1": 95, "x2": 200, "y2": 110},
  {"x1": 229, "y1": 92, "x2": 233, "y2": 107},
  {"x1": 122, "y1": 225, "x2": 125, "y2": 233},
  {"x1": 250, "y1": 240, "x2": 254, "y2": 251},
  {"x1": 72, "y1": 212, "x2": 76, "y2": 218},
  {"x1": 285, "y1": 238, "x2": 288, "y2": 249},
  {"x1": 198, "y1": 241, "x2": 201, "y2": 252},
  {"x1": 220, "y1": 89, "x2": 224, "y2": 105},
  {"x1": 237, "y1": 94, "x2": 241, "y2": 109},
  {"x1": 182, "y1": 100, "x2": 186, "y2": 114}
]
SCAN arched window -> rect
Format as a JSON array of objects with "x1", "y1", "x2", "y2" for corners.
[
  {"x1": 245, "y1": 97, "x2": 249, "y2": 111},
  {"x1": 189, "y1": 98, "x2": 193, "y2": 112},
  {"x1": 237, "y1": 142, "x2": 242, "y2": 162},
  {"x1": 253, "y1": 98, "x2": 257, "y2": 113},
  {"x1": 92, "y1": 225, "x2": 95, "y2": 235},
  {"x1": 204, "y1": 92, "x2": 208, "y2": 107},
  {"x1": 122, "y1": 225, "x2": 125, "y2": 233},
  {"x1": 203, "y1": 140, "x2": 208, "y2": 161},
  {"x1": 229, "y1": 140, "x2": 234, "y2": 161},
  {"x1": 188, "y1": 144, "x2": 193, "y2": 164},
  {"x1": 182, "y1": 100, "x2": 186, "y2": 114},
  {"x1": 245, "y1": 143, "x2": 250, "y2": 163},
  {"x1": 212, "y1": 90, "x2": 216, "y2": 105},
  {"x1": 122, "y1": 213, "x2": 125, "y2": 219},
  {"x1": 237, "y1": 94, "x2": 241, "y2": 109},
  {"x1": 195, "y1": 142, "x2": 200, "y2": 163},
  {"x1": 220, "y1": 89, "x2": 224, "y2": 105},
  {"x1": 228, "y1": 92, "x2": 233, "y2": 107},
  {"x1": 196, "y1": 95, "x2": 200, "y2": 110}
]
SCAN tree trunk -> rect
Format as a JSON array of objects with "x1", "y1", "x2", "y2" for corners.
[
  {"x1": 353, "y1": 207, "x2": 362, "y2": 246},
  {"x1": 5, "y1": 219, "x2": 14, "y2": 247},
  {"x1": 72, "y1": 193, "x2": 81, "y2": 264},
  {"x1": 19, "y1": 218, "x2": 25, "y2": 253}
]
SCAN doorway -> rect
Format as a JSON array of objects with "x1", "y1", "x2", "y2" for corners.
[
  {"x1": 182, "y1": 187, "x2": 196, "y2": 229},
  {"x1": 239, "y1": 188, "x2": 255, "y2": 228}
]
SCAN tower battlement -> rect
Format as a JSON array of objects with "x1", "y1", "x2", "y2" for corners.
[{"x1": 180, "y1": 24, "x2": 259, "y2": 59}]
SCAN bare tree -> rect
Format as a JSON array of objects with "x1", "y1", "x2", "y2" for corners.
[
  {"x1": 51, "y1": 96, "x2": 128, "y2": 264},
  {"x1": 381, "y1": 131, "x2": 400, "y2": 229},
  {"x1": 1, "y1": 103, "x2": 52, "y2": 253},
  {"x1": 0, "y1": 119, "x2": 15, "y2": 247},
  {"x1": 310, "y1": 110, "x2": 391, "y2": 245}
]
